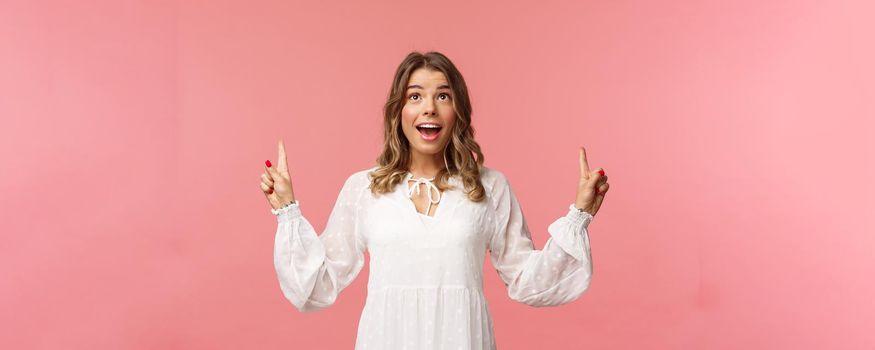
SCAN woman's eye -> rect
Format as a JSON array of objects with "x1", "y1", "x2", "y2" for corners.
[
  {"x1": 408, "y1": 94, "x2": 420, "y2": 101},
  {"x1": 439, "y1": 93, "x2": 451, "y2": 100}
]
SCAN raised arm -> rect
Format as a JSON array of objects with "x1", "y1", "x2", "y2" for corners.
[
  {"x1": 260, "y1": 140, "x2": 367, "y2": 312},
  {"x1": 271, "y1": 174, "x2": 367, "y2": 312},
  {"x1": 486, "y1": 151, "x2": 608, "y2": 307},
  {"x1": 487, "y1": 174, "x2": 594, "y2": 307}
]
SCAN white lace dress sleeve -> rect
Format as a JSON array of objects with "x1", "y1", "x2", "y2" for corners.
[
  {"x1": 487, "y1": 173, "x2": 595, "y2": 307},
  {"x1": 272, "y1": 174, "x2": 367, "y2": 312}
]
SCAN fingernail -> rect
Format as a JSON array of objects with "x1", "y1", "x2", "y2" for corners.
[
  {"x1": 265, "y1": 160, "x2": 272, "y2": 167},
  {"x1": 268, "y1": 188, "x2": 273, "y2": 194},
  {"x1": 598, "y1": 169, "x2": 605, "y2": 176}
]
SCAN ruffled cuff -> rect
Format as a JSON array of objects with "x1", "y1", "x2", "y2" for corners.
[
  {"x1": 272, "y1": 200, "x2": 302, "y2": 223},
  {"x1": 546, "y1": 204, "x2": 594, "y2": 261},
  {"x1": 565, "y1": 203, "x2": 594, "y2": 227}
]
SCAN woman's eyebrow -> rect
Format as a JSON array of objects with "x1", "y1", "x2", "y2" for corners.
[{"x1": 407, "y1": 84, "x2": 451, "y2": 90}]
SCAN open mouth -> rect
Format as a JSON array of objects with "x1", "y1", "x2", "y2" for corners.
[{"x1": 415, "y1": 123, "x2": 442, "y2": 141}]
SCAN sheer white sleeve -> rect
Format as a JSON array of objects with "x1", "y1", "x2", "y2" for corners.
[
  {"x1": 272, "y1": 173, "x2": 367, "y2": 312},
  {"x1": 487, "y1": 172, "x2": 594, "y2": 307}
]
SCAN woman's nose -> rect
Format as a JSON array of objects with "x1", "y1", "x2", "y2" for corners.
[{"x1": 423, "y1": 99, "x2": 436, "y2": 115}]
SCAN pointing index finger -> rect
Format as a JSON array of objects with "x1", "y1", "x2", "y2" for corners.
[
  {"x1": 579, "y1": 146, "x2": 591, "y2": 176},
  {"x1": 277, "y1": 139, "x2": 288, "y2": 172}
]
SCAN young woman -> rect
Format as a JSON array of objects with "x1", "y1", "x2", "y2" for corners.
[{"x1": 259, "y1": 51, "x2": 610, "y2": 349}]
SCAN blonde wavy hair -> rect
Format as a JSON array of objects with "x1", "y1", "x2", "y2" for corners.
[{"x1": 368, "y1": 51, "x2": 486, "y2": 202}]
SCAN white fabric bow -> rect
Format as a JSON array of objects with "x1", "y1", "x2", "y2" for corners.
[{"x1": 406, "y1": 174, "x2": 442, "y2": 216}]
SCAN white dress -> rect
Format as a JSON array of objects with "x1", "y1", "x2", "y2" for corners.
[{"x1": 272, "y1": 166, "x2": 595, "y2": 349}]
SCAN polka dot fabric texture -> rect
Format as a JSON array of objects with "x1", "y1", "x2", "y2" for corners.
[{"x1": 273, "y1": 166, "x2": 595, "y2": 349}]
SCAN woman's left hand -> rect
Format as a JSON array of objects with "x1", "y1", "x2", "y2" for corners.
[{"x1": 574, "y1": 146, "x2": 609, "y2": 216}]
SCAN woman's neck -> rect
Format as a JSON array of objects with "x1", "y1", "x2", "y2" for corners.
[{"x1": 407, "y1": 151, "x2": 444, "y2": 179}]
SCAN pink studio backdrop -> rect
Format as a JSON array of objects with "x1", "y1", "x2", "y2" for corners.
[{"x1": 2, "y1": 0, "x2": 873, "y2": 349}]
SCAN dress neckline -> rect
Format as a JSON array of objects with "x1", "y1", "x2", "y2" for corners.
[
  {"x1": 405, "y1": 173, "x2": 441, "y2": 217},
  {"x1": 398, "y1": 172, "x2": 459, "y2": 229}
]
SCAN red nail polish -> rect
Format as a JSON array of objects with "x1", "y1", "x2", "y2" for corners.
[
  {"x1": 268, "y1": 188, "x2": 273, "y2": 194},
  {"x1": 598, "y1": 169, "x2": 605, "y2": 176},
  {"x1": 265, "y1": 160, "x2": 272, "y2": 167}
]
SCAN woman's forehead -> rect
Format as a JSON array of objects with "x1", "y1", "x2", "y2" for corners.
[{"x1": 407, "y1": 68, "x2": 449, "y2": 88}]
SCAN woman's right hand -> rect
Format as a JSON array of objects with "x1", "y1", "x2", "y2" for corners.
[{"x1": 261, "y1": 139, "x2": 296, "y2": 210}]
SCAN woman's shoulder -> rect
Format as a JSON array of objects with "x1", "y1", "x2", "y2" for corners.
[
  {"x1": 346, "y1": 165, "x2": 380, "y2": 187},
  {"x1": 478, "y1": 165, "x2": 510, "y2": 193}
]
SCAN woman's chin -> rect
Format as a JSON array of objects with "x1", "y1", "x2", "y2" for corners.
[{"x1": 410, "y1": 142, "x2": 448, "y2": 156}]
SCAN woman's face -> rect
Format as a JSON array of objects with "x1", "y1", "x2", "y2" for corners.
[{"x1": 400, "y1": 68, "x2": 456, "y2": 158}]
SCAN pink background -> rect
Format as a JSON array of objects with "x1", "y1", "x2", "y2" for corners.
[{"x1": 2, "y1": 0, "x2": 873, "y2": 349}]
